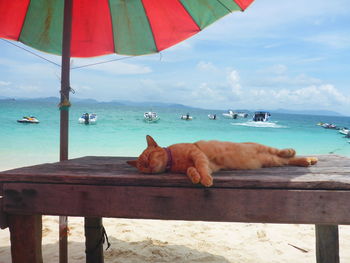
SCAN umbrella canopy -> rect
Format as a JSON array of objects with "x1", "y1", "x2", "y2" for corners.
[{"x1": 0, "y1": 0, "x2": 254, "y2": 57}]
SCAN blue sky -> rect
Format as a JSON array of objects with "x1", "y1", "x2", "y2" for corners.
[{"x1": 1, "y1": 0, "x2": 350, "y2": 115}]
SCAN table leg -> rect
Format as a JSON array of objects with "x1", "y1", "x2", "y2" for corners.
[
  {"x1": 315, "y1": 224, "x2": 339, "y2": 263},
  {"x1": 0, "y1": 185, "x2": 8, "y2": 229},
  {"x1": 59, "y1": 216, "x2": 68, "y2": 263},
  {"x1": 8, "y1": 214, "x2": 43, "y2": 263},
  {"x1": 85, "y1": 217, "x2": 104, "y2": 263}
]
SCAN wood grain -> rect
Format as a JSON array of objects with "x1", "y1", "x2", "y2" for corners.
[
  {"x1": 316, "y1": 225, "x2": 339, "y2": 263},
  {"x1": 8, "y1": 214, "x2": 43, "y2": 263},
  {"x1": 0, "y1": 183, "x2": 8, "y2": 229},
  {"x1": 4, "y1": 183, "x2": 350, "y2": 225},
  {"x1": 0, "y1": 155, "x2": 349, "y2": 190}
]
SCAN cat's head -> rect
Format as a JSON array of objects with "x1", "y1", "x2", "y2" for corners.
[{"x1": 127, "y1": 135, "x2": 167, "y2": 174}]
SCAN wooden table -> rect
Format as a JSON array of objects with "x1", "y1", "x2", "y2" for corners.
[{"x1": 0, "y1": 155, "x2": 350, "y2": 263}]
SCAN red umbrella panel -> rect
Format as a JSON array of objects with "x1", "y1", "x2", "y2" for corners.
[{"x1": 0, "y1": 0, "x2": 254, "y2": 57}]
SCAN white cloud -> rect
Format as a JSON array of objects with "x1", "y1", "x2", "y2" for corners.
[
  {"x1": 304, "y1": 33, "x2": 350, "y2": 49},
  {"x1": 196, "y1": 0, "x2": 349, "y2": 42},
  {"x1": 227, "y1": 70, "x2": 242, "y2": 95},
  {"x1": 0, "y1": 81, "x2": 11, "y2": 86},
  {"x1": 16, "y1": 85, "x2": 42, "y2": 93},
  {"x1": 71, "y1": 84, "x2": 92, "y2": 93},
  {"x1": 196, "y1": 61, "x2": 218, "y2": 72},
  {"x1": 260, "y1": 64, "x2": 288, "y2": 75},
  {"x1": 253, "y1": 68, "x2": 322, "y2": 88},
  {"x1": 85, "y1": 61, "x2": 152, "y2": 75},
  {"x1": 248, "y1": 84, "x2": 350, "y2": 109}
]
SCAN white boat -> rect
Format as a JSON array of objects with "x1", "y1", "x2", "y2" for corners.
[
  {"x1": 252, "y1": 111, "x2": 271, "y2": 122},
  {"x1": 339, "y1": 128, "x2": 349, "y2": 135},
  {"x1": 237, "y1": 112, "x2": 249, "y2": 118},
  {"x1": 181, "y1": 114, "x2": 193, "y2": 120},
  {"x1": 17, "y1": 116, "x2": 39, "y2": 124},
  {"x1": 222, "y1": 110, "x2": 238, "y2": 119},
  {"x1": 321, "y1": 123, "x2": 337, "y2": 129},
  {"x1": 79, "y1": 113, "x2": 97, "y2": 124},
  {"x1": 144, "y1": 111, "x2": 159, "y2": 123},
  {"x1": 208, "y1": 114, "x2": 217, "y2": 120}
]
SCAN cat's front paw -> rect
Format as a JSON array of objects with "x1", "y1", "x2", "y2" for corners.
[
  {"x1": 200, "y1": 175, "x2": 213, "y2": 187},
  {"x1": 187, "y1": 167, "x2": 201, "y2": 184}
]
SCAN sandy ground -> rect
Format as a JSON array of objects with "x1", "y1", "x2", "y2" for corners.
[{"x1": 1, "y1": 216, "x2": 350, "y2": 263}]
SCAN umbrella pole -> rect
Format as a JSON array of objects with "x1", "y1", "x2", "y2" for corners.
[{"x1": 59, "y1": 0, "x2": 73, "y2": 262}]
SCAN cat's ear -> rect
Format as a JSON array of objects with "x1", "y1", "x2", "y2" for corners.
[
  {"x1": 127, "y1": 160, "x2": 138, "y2": 167},
  {"x1": 146, "y1": 135, "x2": 158, "y2": 147}
]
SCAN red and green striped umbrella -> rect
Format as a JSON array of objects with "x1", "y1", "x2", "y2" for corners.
[{"x1": 0, "y1": 0, "x2": 254, "y2": 57}]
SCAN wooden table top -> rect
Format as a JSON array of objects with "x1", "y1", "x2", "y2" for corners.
[{"x1": 0, "y1": 155, "x2": 349, "y2": 190}]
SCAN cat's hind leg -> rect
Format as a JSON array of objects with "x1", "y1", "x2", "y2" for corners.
[
  {"x1": 277, "y1": 148, "x2": 296, "y2": 158},
  {"x1": 257, "y1": 144, "x2": 296, "y2": 158},
  {"x1": 186, "y1": 167, "x2": 201, "y2": 184}
]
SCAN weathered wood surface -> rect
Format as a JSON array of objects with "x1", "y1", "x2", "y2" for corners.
[
  {"x1": 4, "y1": 183, "x2": 350, "y2": 224},
  {"x1": 8, "y1": 214, "x2": 43, "y2": 263},
  {"x1": 85, "y1": 217, "x2": 104, "y2": 263},
  {"x1": 0, "y1": 183, "x2": 8, "y2": 229},
  {"x1": 0, "y1": 155, "x2": 349, "y2": 190},
  {"x1": 315, "y1": 225, "x2": 339, "y2": 263}
]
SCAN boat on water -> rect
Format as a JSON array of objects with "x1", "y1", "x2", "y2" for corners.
[
  {"x1": 321, "y1": 123, "x2": 337, "y2": 129},
  {"x1": 252, "y1": 111, "x2": 271, "y2": 122},
  {"x1": 78, "y1": 113, "x2": 97, "y2": 124},
  {"x1": 181, "y1": 113, "x2": 193, "y2": 120},
  {"x1": 208, "y1": 114, "x2": 217, "y2": 120},
  {"x1": 144, "y1": 111, "x2": 159, "y2": 123},
  {"x1": 237, "y1": 112, "x2": 249, "y2": 118},
  {"x1": 222, "y1": 110, "x2": 248, "y2": 119},
  {"x1": 17, "y1": 116, "x2": 39, "y2": 124},
  {"x1": 222, "y1": 110, "x2": 238, "y2": 119},
  {"x1": 339, "y1": 127, "x2": 349, "y2": 135}
]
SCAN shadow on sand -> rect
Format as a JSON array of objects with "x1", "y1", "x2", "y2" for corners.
[{"x1": 0, "y1": 236, "x2": 231, "y2": 263}]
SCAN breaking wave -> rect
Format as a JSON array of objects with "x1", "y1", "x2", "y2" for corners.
[{"x1": 231, "y1": 121, "x2": 287, "y2": 128}]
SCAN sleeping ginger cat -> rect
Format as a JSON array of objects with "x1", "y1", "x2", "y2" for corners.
[{"x1": 127, "y1": 135, "x2": 318, "y2": 187}]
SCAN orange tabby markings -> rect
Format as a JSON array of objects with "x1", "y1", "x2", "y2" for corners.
[
  {"x1": 127, "y1": 135, "x2": 318, "y2": 187},
  {"x1": 277, "y1": 148, "x2": 296, "y2": 158},
  {"x1": 186, "y1": 167, "x2": 201, "y2": 184}
]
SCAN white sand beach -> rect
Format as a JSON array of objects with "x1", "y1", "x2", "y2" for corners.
[{"x1": 1, "y1": 216, "x2": 350, "y2": 262}]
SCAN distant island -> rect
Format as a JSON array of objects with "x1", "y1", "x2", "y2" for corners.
[{"x1": 0, "y1": 96, "x2": 346, "y2": 117}]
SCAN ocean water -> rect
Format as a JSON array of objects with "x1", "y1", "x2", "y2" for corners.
[{"x1": 0, "y1": 100, "x2": 349, "y2": 171}]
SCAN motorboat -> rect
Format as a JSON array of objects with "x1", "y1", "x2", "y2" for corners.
[
  {"x1": 208, "y1": 114, "x2": 217, "y2": 120},
  {"x1": 339, "y1": 127, "x2": 349, "y2": 135},
  {"x1": 181, "y1": 114, "x2": 193, "y2": 120},
  {"x1": 222, "y1": 110, "x2": 238, "y2": 119},
  {"x1": 79, "y1": 113, "x2": 97, "y2": 124},
  {"x1": 237, "y1": 112, "x2": 249, "y2": 118},
  {"x1": 144, "y1": 111, "x2": 159, "y2": 123},
  {"x1": 17, "y1": 116, "x2": 39, "y2": 124},
  {"x1": 321, "y1": 123, "x2": 337, "y2": 129},
  {"x1": 252, "y1": 111, "x2": 271, "y2": 122}
]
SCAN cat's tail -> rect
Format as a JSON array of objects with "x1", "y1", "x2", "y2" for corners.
[{"x1": 288, "y1": 157, "x2": 318, "y2": 167}]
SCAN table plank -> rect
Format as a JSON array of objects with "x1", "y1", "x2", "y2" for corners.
[
  {"x1": 3, "y1": 182, "x2": 350, "y2": 224},
  {"x1": 0, "y1": 155, "x2": 349, "y2": 190}
]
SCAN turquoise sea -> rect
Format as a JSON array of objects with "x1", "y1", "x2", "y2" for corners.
[{"x1": 0, "y1": 100, "x2": 349, "y2": 171}]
